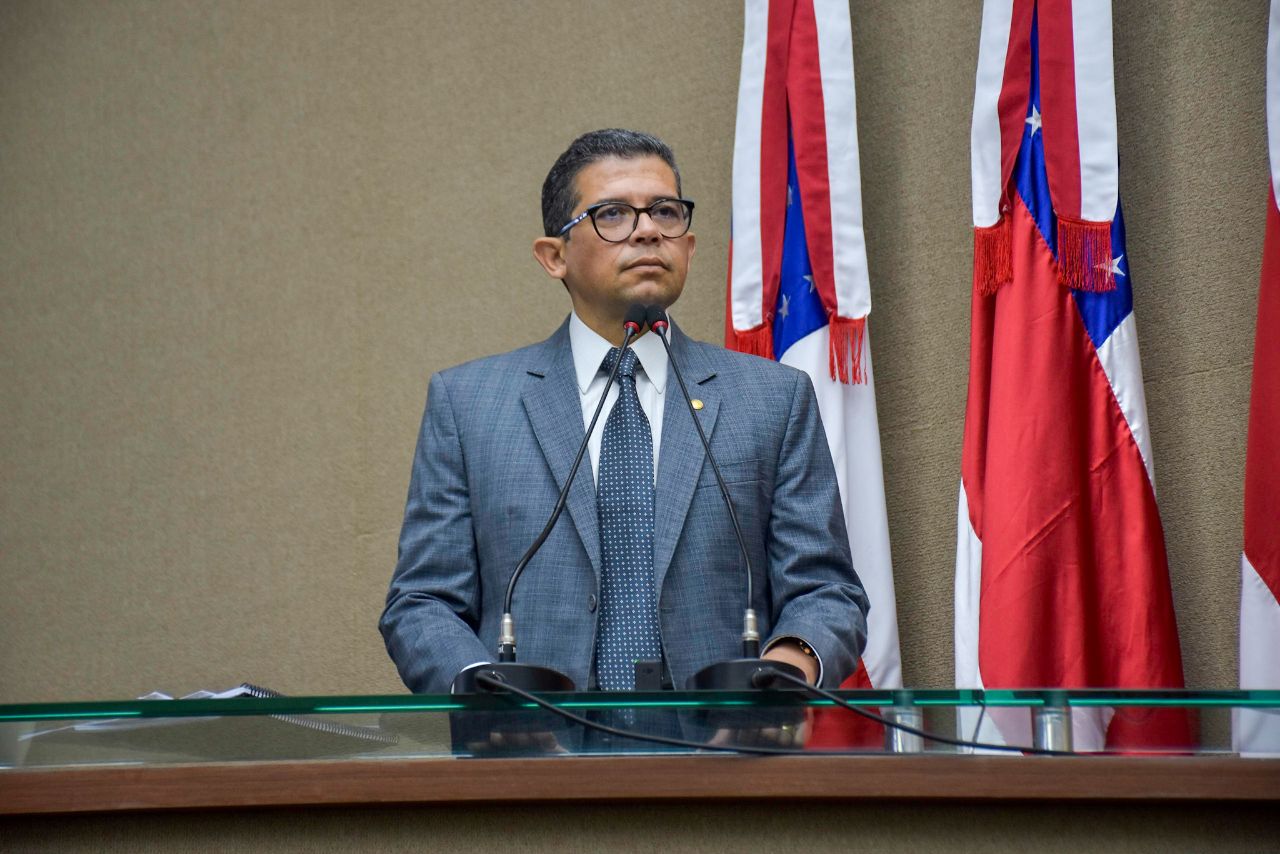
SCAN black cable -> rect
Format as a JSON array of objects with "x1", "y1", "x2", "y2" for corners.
[
  {"x1": 760, "y1": 670, "x2": 1075, "y2": 757},
  {"x1": 969, "y1": 689, "x2": 989, "y2": 745},
  {"x1": 474, "y1": 672, "x2": 830, "y2": 755},
  {"x1": 474, "y1": 672, "x2": 1076, "y2": 757}
]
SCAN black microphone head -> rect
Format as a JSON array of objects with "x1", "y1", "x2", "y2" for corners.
[
  {"x1": 645, "y1": 305, "x2": 669, "y2": 333},
  {"x1": 623, "y1": 304, "x2": 648, "y2": 334}
]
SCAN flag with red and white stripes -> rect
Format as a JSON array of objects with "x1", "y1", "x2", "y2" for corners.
[
  {"x1": 957, "y1": 0, "x2": 1192, "y2": 751},
  {"x1": 1235, "y1": 0, "x2": 1280, "y2": 757},
  {"x1": 727, "y1": 0, "x2": 901, "y2": 747}
]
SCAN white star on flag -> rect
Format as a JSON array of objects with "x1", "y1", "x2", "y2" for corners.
[
  {"x1": 1026, "y1": 105, "x2": 1041, "y2": 136},
  {"x1": 778, "y1": 292, "x2": 791, "y2": 320},
  {"x1": 803, "y1": 274, "x2": 815, "y2": 292},
  {"x1": 1095, "y1": 253, "x2": 1125, "y2": 277}
]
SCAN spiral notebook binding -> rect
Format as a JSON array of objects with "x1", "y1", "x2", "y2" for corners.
[{"x1": 235, "y1": 683, "x2": 398, "y2": 744}]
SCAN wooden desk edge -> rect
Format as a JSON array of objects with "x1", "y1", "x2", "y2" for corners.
[{"x1": 2, "y1": 755, "x2": 1278, "y2": 815}]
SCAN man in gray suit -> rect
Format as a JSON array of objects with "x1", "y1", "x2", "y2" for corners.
[{"x1": 381, "y1": 129, "x2": 868, "y2": 700}]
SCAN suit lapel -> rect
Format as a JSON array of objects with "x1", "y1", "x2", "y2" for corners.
[
  {"x1": 653, "y1": 327, "x2": 720, "y2": 596},
  {"x1": 520, "y1": 321, "x2": 602, "y2": 577}
]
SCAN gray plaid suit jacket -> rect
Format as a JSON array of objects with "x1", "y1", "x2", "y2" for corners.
[{"x1": 380, "y1": 319, "x2": 869, "y2": 693}]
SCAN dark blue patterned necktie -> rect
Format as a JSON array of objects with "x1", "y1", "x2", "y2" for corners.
[{"x1": 595, "y1": 346, "x2": 663, "y2": 691}]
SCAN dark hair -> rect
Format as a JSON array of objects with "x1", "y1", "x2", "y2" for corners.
[{"x1": 540, "y1": 128, "x2": 682, "y2": 237}]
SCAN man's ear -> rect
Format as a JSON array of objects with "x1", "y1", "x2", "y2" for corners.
[{"x1": 532, "y1": 236, "x2": 567, "y2": 280}]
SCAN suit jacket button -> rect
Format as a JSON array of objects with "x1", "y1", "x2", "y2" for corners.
[{"x1": 588, "y1": 594, "x2": 598, "y2": 613}]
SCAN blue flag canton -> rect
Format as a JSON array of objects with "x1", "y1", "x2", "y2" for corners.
[
  {"x1": 772, "y1": 132, "x2": 829, "y2": 360},
  {"x1": 1015, "y1": 9, "x2": 1133, "y2": 349}
]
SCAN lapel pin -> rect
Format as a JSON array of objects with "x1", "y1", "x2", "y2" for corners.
[{"x1": 691, "y1": 399, "x2": 704, "y2": 410}]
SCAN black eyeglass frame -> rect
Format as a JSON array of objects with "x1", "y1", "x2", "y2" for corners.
[{"x1": 556, "y1": 198, "x2": 696, "y2": 243}]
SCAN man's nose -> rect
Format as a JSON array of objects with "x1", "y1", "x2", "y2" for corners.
[{"x1": 631, "y1": 210, "x2": 663, "y2": 242}]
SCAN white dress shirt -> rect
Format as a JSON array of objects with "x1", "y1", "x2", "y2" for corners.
[{"x1": 568, "y1": 311, "x2": 667, "y2": 485}]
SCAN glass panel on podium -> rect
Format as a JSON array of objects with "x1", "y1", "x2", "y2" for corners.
[{"x1": 1, "y1": 690, "x2": 1277, "y2": 768}]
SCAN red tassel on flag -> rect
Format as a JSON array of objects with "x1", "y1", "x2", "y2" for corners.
[
  {"x1": 731, "y1": 324, "x2": 775, "y2": 360},
  {"x1": 1056, "y1": 215, "x2": 1116, "y2": 292},
  {"x1": 828, "y1": 314, "x2": 866, "y2": 385},
  {"x1": 973, "y1": 216, "x2": 1013, "y2": 296}
]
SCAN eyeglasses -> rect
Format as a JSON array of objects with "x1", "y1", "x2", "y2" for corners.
[{"x1": 557, "y1": 198, "x2": 695, "y2": 243}]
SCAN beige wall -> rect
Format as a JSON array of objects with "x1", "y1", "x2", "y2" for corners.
[{"x1": 0, "y1": 0, "x2": 1267, "y2": 708}]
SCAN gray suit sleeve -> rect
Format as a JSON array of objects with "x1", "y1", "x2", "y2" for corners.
[
  {"x1": 764, "y1": 369, "x2": 870, "y2": 688},
  {"x1": 380, "y1": 372, "x2": 491, "y2": 693}
]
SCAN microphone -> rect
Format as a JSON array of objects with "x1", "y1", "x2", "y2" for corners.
[
  {"x1": 452, "y1": 304, "x2": 649, "y2": 694},
  {"x1": 645, "y1": 305, "x2": 806, "y2": 692}
]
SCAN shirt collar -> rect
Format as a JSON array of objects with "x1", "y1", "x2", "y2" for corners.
[{"x1": 568, "y1": 310, "x2": 668, "y2": 395}]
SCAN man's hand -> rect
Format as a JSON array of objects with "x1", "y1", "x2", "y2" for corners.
[
  {"x1": 761, "y1": 639, "x2": 819, "y2": 685},
  {"x1": 707, "y1": 717, "x2": 808, "y2": 749},
  {"x1": 464, "y1": 729, "x2": 566, "y2": 755},
  {"x1": 703, "y1": 642, "x2": 816, "y2": 751}
]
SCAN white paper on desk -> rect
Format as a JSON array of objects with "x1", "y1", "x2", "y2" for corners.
[{"x1": 20, "y1": 686, "x2": 258, "y2": 740}]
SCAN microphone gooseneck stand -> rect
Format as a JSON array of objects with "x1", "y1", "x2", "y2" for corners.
[
  {"x1": 451, "y1": 304, "x2": 649, "y2": 694},
  {"x1": 646, "y1": 306, "x2": 807, "y2": 692}
]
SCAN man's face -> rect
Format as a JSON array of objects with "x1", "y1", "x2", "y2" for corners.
[{"x1": 534, "y1": 155, "x2": 695, "y2": 337}]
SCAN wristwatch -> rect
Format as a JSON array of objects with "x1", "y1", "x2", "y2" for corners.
[{"x1": 792, "y1": 638, "x2": 819, "y2": 662}]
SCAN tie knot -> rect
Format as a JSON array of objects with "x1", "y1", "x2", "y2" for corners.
[{"x1": 602, "y1": 347, "x2": 640, "y2": 380}]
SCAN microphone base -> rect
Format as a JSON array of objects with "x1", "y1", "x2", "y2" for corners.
[
  {"x1": 686, "y1": 658, "x2": 808, "y2": 691},
  {"x1": 451, "y1": 662, "x2": 576, "y2": 694},
  {"x1": 448, "y1": 663, "x2": 575, "y2": 755}
]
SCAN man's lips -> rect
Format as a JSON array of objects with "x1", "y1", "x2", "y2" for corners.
[{"x1": 624, "y1": 257, "x2": 668, "y2": 271}]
